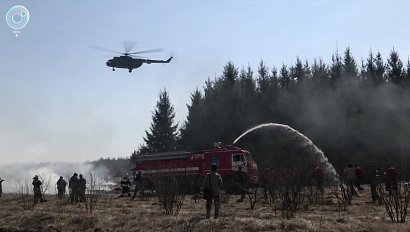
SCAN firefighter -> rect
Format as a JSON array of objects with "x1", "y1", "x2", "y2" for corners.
[
  {"x1": 78, "y1": 174, "x2": 86, "y2": 202},
  {"x1": 343, "y1": 162, "x2": 358, "y2": 201},
  {"x1": 56, "y1": 176, "x2": 67, "y2": 199},
  {"x1": 132, "y1": 170, "x2": 144, "y2": 200},
  {"x1": 260, "y1": 168, "x2": 270, "y2": 200},
  {"x1": 32, "y1": 175, "x2": 43, "y2": 204},
  {"x1": 354, "y1": 164, "x2": 365, "y2": 191},
  {"x1": 368, "y1": 164, "x2": 380, "y2": 204},
  {"x1": 236, "y1": 166, "x2": 247, "y2": 202},
  {"x1": 0, "y1": 177, "x2": 4, "y2": 198},
  {"x1": 120, "y1": 176, "x2": 132, "y2": 197},
  {"x1": 385, "y1": 163, "x2": 398, "y2": 195},
  {"x1": 313, "y1": 164, "x2": 325, "y2": 195},
  {"x1": 69, "y1": 173, "x2": 79, "y2": 203},
  {"x1": 203, "y1": 163, "x2": 223, "y2": 219}
]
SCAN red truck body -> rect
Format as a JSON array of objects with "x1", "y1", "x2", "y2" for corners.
[{"x1": 132, "y1": 145, "x2": 258, "y2": 193}]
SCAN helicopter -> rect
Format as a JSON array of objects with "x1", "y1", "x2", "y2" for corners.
[{"x1": 90, "y1": 42, "x2": 172, "y2": 73}]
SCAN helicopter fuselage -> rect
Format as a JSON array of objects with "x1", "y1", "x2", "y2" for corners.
[{"x1": 106, "y1": 56, "x2": 143, "y2": 72}]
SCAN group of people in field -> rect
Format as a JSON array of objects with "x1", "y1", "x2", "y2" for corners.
[
  {"x1": 2, "y1": 161, "x2": 398, "y2": 220},
  {"x1": 310, "y1": 162, "x2": 399, "y2": 204},
  {"x1": 54, "y1": 173, "x2": 87, "y2": 203},
  {"x1": 342, "y1": 162, "x2": 399, "y2": 203},
  {"x1": 23, "y1": 172, "x2": 87, "y2": 205},
  {"x1": 118, "y1": 170, "x2": 144, "y2": 199}
]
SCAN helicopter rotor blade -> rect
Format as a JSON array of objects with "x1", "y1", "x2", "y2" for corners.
[
  {"x1": 123, "y1": 41, "x2": 138, "y2": 53},
  {"x1": 129, "y1": 48, "x2": 164, "y2": 55},
  {"x1": 130, "y1": 55, "x2": 149, "y2": 59},
  {"x1": 89, "y1": 45, "x2": 123, "y2": 54}
]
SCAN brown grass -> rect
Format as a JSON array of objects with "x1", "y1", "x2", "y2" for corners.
[{"x1": 0, "y1": 186, "x2": 409, "y2": 231}]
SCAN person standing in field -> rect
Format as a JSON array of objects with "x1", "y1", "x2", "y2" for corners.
[
  {"x1": 236, "y1": 166, "x2": 247, "y2": 202},
  {"x1": 0, "y1": 177, "x2": 4, "y2": 198},
  {"x1": 32, "y1": 175, "x2": 43, "y2": 204},
  {"x1": 78, "y1": 174, "x2": 87, "y2": 202},
  {"x1": 120, "y1": 176, "x2": 132, "y2": 197},
  {"x1": 313, "y1": 164, "x2": 325, "y2": 195},
  {"x1": 69, "y1": 173, "x2": 79, "y2": 203},
  {"x1": 132, "y1": 170, "x2": 144, "y2": 200},
  {"x1": 368, "y1": 164, "x2": 380, "y2": 204},
  {"x1": 343, "y1": 162, "x2": 358, "y2": 202},
  {"x1": 385, "y1": 163, "x2": 399, "y2": 195},
  {"x1": 203, "y1": 163, "x2": 223, "y2": 219},
  {"x1": 56, "y1": 176, "x2": 67, "y2": 199},
  {"x1": 354, "y1": 164, "x2": 365, "y2": 191}
]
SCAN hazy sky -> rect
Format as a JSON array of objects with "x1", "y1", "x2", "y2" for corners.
[{"x1": 1, "y1": 0, "x2": 409, "y2": 164}]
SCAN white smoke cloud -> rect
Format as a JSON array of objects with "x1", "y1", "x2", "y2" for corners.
[{"x1": 0, "y1": 162, "x2": 114, "y2": 193}]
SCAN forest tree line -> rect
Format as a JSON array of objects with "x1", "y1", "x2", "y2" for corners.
[{"x1": 136, "y1": 47, "x2": 410, "y2": 178}]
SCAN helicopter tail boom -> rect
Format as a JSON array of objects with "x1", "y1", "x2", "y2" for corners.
[{"x1": 145, "y1": 57, "x2": 173, "y2": 64}]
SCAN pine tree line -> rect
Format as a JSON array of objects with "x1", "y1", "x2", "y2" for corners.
[{"x1": 139, "y1": 47, "x2": 410, "y2": 175}]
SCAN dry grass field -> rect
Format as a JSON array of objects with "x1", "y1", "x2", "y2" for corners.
[{"x1": 0, "y1": 186, "x2": 410, "y2": 232}]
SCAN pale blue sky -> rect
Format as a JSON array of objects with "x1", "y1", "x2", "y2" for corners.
[{"x1": 1, "y1": 0, "x2": 409, "y2": 164}]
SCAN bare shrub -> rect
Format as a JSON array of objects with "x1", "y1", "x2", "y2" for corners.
[
  {"x1": 266, "y1": 166, "x2": 312, "y2": 219},
  {"x1": 85, "y1": 172, "x2": 101, "y2": 213},
  {"x1": 329, "y1": 176, "x2": 349, "y2": 211},
  {"x1": 104, "y1": 194, "x2": 115, "y2": 208},
  {"x1": 246, "y1": 180, "x2": 258, "y2": 210},
  {"x1": 16, "y1": 180, "x2": 34, "y2": 210},
  {"x1": 151, "y1": 176, "x2": 186, "y2": 216},
  {"x1": 379, "y1": 183, "x2": 410, "y2": 223}
]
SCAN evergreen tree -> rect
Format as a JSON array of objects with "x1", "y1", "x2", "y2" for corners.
[
  {"x1": 222, "y1": 61, "x2": 238, "y2": 88},
  {"x1": 330, "y1": 50, "x2": 343, "y2": 82},
  {"x1": 279, "y1": 64, "x2": 291, "y2": 88},
  {"x1": 311, "y1": 58, "x2": 328, "y2": 83},
  {"x1": 270, "y1": 66, "x2": 279, "y2": 89},
  {"x1": 386, "y1": 49, "x2": 405, "y2": 83},
  {"x1": 257, "y1": 61, "x2": 270, "y2": 93},
  {"x1": 290, "y1": 57, "x2": 306, "y2": 82},
  {"x1": 140, "y1": 89, "x2": 178, "y2": 153},
  {"x1": 374, "y1": 52, "x2": 386, "y2": 82},
  {"x1": 342, "y1": 47, "x2": 358, "y2": 79},
  {"x1": 363, "y1": 51, "x2": 376, "y2": 82},
  {"x1": 179, "y1": 89, "x2": 205, "y2": 150}
]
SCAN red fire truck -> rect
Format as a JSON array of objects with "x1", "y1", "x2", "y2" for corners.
[{"x1": 131, "y1": 145, "x2": 258, "y2": 193}]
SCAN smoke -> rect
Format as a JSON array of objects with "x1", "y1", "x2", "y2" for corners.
[{"x1": 0, "y1": 162, "x2": 114, "y2": 193}]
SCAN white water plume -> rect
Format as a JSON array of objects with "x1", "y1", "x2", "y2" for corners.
[{"x1": 233, "y1": 123, "x2": 338, "y2": 177}]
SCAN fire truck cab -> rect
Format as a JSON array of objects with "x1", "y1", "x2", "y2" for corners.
[{"x1": 132, "y1": 145, "x2": 258, "y2": 193}]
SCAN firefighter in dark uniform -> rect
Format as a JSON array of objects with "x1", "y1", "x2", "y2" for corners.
[
  {"x1": 260, "y1": 168, "x2": 270, "y2": 200},
  {"x1": 120, "y1": 176, "x2": 132, "y2": 197},
  {"x1": 0, "y1": 177, "x2": 4, "y2": 198},
  {"x1": 32, "y1": 175, "x2": 43, "y2": 204},
  {"x1": 56, "y1": 176, "x2": 67, "y2": 199},
  {"x1": 236, "y1": 166, "x2": 248, "y2": 202},
  {"x1": 78, "y1": 174, "x2": 86, "y2": 202},
  {"x1": 385, "y1": 163, "x2": 399, "y2": 195},
  {"x1": 69, "y1": 173, "x2": 79, "y2": 203},
  {"x1": 313, "y1": 165, "x2": 325, "y2": 195},
  {"x1": 368, "y1": 164, "x2": 380, "y2": 203},
  {"x1": 132, "y1": 171, "x2": 144, "y2": 200}
]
